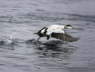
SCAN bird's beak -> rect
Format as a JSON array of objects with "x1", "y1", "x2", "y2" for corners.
[
  {"x1": 72, "y1": 27, "x2": 83, "y2": 30},
  {"x1": 66, "y1": 26, "x2": 73, "y2": 29}
]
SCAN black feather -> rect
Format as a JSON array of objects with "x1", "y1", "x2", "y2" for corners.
[
  {"x1": 37, "y1": 27, "x2": 47, "y2": 37},
  {"x1": 51, "y1": 33, "x2": 79, "y2": 42}
]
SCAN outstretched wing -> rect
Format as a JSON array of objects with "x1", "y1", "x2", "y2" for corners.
[{"x1": 51, "y1": 32, "x2": 79, "y2": 42}]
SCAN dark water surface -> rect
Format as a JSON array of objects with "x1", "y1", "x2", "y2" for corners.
[{"x1": 0, "y1": 0, "x2": 95, "y2": 72}]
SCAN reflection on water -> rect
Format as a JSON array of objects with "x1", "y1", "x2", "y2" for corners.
[
  {"x1": 0, "y1": 38, "x2": 78, "y2": 72},
  {"x1": 25, "y1": 39, "x2": 78, "y2": 59}
]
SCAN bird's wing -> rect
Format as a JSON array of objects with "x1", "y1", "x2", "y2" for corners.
[{"x1": 51, "y1": 32, "x2": 79, "y2": 42}]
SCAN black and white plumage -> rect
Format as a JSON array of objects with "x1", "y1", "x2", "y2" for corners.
[{"x1": 34, "y1": 24, "x2": 78, "y2": 42}]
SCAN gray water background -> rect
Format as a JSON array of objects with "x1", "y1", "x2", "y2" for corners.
[{"x1": 0, "y1": 0, "x2": 95, "y2": 72}]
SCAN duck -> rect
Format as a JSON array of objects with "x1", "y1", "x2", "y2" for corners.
[{"x1": 34, "y1": 24, "x2": 78, "y2": 42}]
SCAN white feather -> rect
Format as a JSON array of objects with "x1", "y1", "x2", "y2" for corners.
[
  {"x1": 46, "y1": 25, "x2": 65, "y2": 35},
  {"x1": 41, "y1": 28, "x2": 46, "y2": 34}
]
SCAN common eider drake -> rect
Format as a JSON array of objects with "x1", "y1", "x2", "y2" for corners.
[{"x1": 34, "y1": 24, "x2": 79, "y2": 42}]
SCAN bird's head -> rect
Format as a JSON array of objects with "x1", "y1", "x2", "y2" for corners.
[{"x1": 64, "y1": 24, "x2": 73, "y2": 29}]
